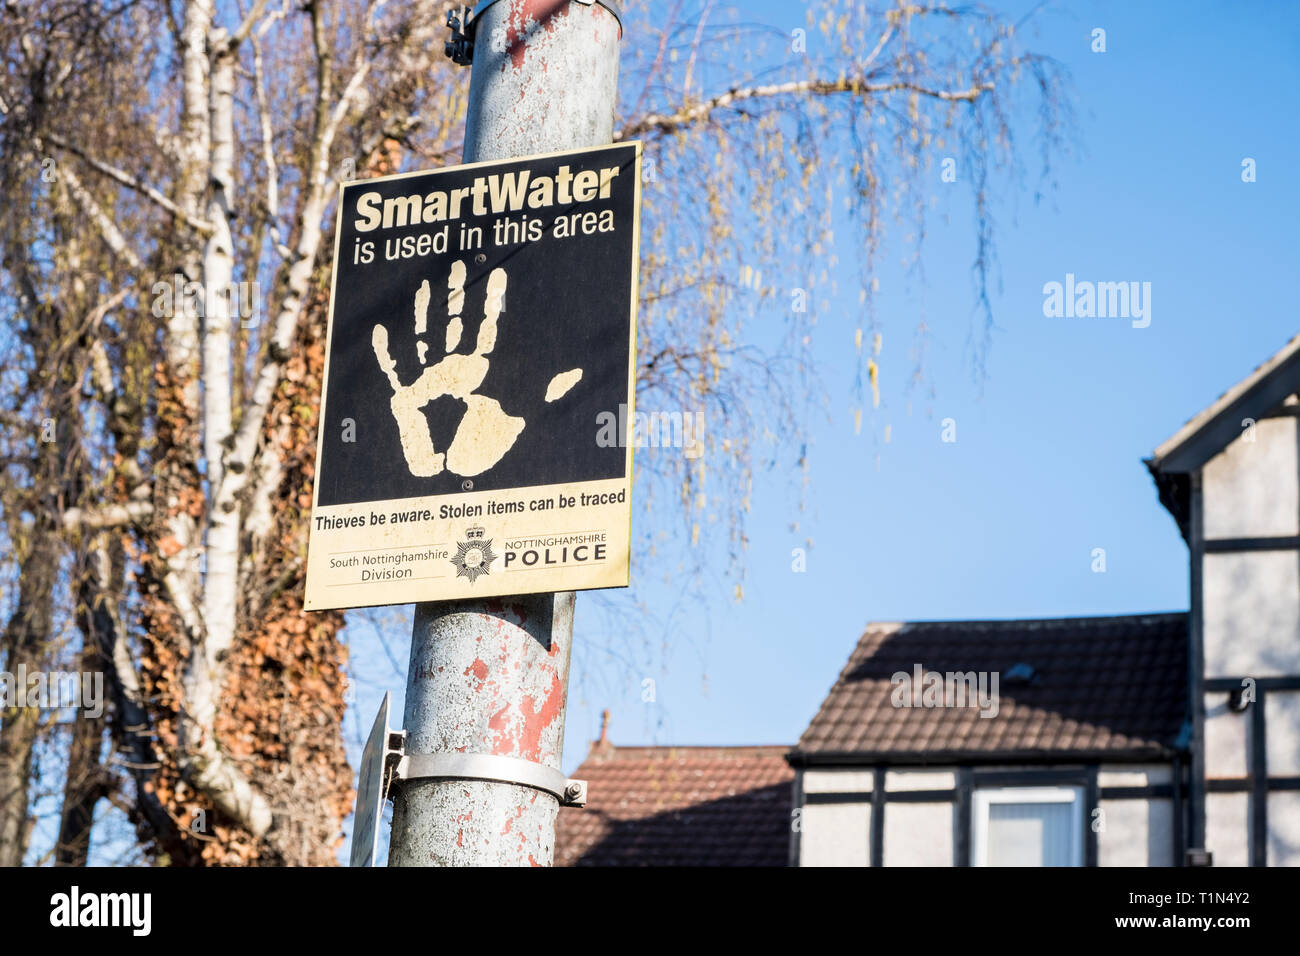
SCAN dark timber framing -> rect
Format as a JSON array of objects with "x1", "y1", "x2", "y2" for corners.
[
  {"x1": 1085, "y1": 766, "x2": 1099, "y2": 867},
  {"x1": 1205, "y1": 677, "x2": 1300, "y2": 691},
  {"x1": 869, "y1": 767, "x2": 884, "y2": 867},
  {"x1": 804, "y1": 782, "x2": 1179, "y2": 804},
  {"x1": 1172, "y1": 754, "x2": 1184, "y2": 865},
  {"x1": 788, "y1": 769, "x2": 803, "y2": 868},
  {"x1": 1251, "y1": 693, "x2": 1267, "y2": 867},
  {"x1": 803, "y1": 763, "x2": 1182, "y2": 867},
  {"x1": 1262, "y1": 404, "x2": 1300, "y2": 419},
  {"x1": 1201, "y1": 676, "x2": 1300, "y2": 866},
  {"x1": 1143, "y1": 336, "x2": 1300, "y2": 867},
  {"x1": 1204, "y1": 535, "x2": 1300, "y2": 553},
  {"x1": 1205, "y1": 777, "x2": 1300, "y2": 792},
  {"x1": 955, "y1": 767, "x2": 972, "y2": 867},
  {"x1": 1189, "y1": 472, "x2": 1207, "y2": 852},
  {"x1": 787, "y1": 749, "x2": 1176, "y2": 767}
]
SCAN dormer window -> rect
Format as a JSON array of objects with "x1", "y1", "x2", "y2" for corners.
[{"x1": 972, "y1": 786, "x2": 1084, "y2": 867}]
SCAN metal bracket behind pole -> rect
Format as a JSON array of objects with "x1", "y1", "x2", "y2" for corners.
[
  {"x1": 395, "y1": 749, "x2": 587, "y2": 807},
  {"x1": 444, "y1": 6, "x2": 475, "y2": 66}
]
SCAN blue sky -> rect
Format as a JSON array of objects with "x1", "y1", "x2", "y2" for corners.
[
  {"x1": 555, "y1": 0, "x2": 1300, "y2": 760},
  {"x1": 339, "y1": 2, "x2": 1300, "y2": 855}
]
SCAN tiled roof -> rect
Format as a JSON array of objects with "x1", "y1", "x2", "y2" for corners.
[
  {"x1": 554, "y1": 743, "x2": 794, "y2": 866},
  {"x1": 792, "y1": 613, "x2": 1189, "y2": 762}
]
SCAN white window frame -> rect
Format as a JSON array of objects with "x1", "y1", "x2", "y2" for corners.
[{"x1": 971, "y1": 786, "x2": 1084, "y2": 867}]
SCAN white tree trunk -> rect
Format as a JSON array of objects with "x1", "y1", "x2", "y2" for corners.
[{"x1": 186, "y1": 28, "x2": 272, "y2": 837}]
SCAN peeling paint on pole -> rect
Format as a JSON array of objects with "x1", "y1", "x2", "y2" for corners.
[
  {"x1": 389, "y1": 593, "x2": 574, "y2": 866},
  {"x1": 388, "y1": 0, "x2": 622, "y2": 866},
  {"x1": 464, "y1": 0, "x2": 622, "y2": 161}
]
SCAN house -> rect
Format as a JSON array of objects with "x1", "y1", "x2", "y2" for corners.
[
  {"x1": 788, "y1": 613, "x2": 1189, "y2": 866},
  {"x1": 557, "y1": 335, "x2": 1300, "y2": 866},
  {"x1": 789, "y1": 334, "x2": 1300, "y2": 866},
  {"x1": 1146, "y1": 332, "x2": 1300, "y2": 867},
  {"x1": 555, "y1": 713, "x2": 792, "y2": 866}
]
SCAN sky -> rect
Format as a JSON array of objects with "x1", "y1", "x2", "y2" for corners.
[
  {"x1": 559, "y1": 0, "x2": 1300, "y2": 755},
  {"x1": 339, "y1": 0, "x2": 1300, "y2": 858}
]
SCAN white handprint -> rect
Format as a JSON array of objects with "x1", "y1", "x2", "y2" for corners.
[{"x1": 372, "y1": 261, "x2": 582, "y2": 478}]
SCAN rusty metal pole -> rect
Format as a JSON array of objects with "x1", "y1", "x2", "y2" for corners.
[{"x1": 387, "y1": 0, "x2": 623, "y2": 867}]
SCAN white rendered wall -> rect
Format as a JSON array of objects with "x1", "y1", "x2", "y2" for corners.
[
  {"x1": 1205, "y1": 793, "x2": 1250, "y2": 867},
  {"x1": 801, "y1": 803, "x2": 869, "y2": 866},
  {"x1": 1268, "y1": 793, "x2": 1300, "y2": 866},
  {"x1": 1202, "y1": 416, "x2": 1297, "y2": 540},
  {"x1": 1201, "y1": 417, "x2": 1300, "y2": 678},
  {"x1": 799, "y1": 765, "x2": 1170, "y2": 866},
  {"x1": 1203, "y1": 551, "x2": 1300, "y2": 677},
  {"x1": 799, "y1": 769, "x2": 871, "y2": 866},
  {"x1": 1204, "y1": 695, "x2": 1248, "y2": 778},
  {"x1": 1266, "y1": 688, "x2": 1300, "y2": 776},
  {"x1": 1199, "y1": 412, "x2": 1300, "y2": 866},
  {"x1": 884, "y1": 802, "x2": 953, "y2": 866},
  {"x1": 1097, "y1": 765, "x2": 1174, "y2": 867},
  {"x1": 883, "y1": 769, "x2": 956, "y2": 866}
]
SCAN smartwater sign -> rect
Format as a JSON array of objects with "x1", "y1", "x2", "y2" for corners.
[{"x1": 304, "y1": 143, "x2": 641, "y2": 611}]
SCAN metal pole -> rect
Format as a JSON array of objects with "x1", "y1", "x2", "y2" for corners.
[{"x1": 388, "y1": 0, "x2": 623, "y2": 867}]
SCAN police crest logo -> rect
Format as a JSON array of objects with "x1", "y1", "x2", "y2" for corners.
[
  {"x1": 451, "y1": 528, "x2": 496, "y2": 584},
  {"x1": 304, "y1": 142, "x2": 641, "y2": 610}
]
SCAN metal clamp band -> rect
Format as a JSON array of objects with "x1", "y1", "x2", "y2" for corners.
[{"x1": 396, "y1": 751, "x2": 587, "y2": 807}]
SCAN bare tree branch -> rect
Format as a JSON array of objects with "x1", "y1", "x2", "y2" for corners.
[
  {"x1": 62, "y1": 500, "x2": 154, "y2": 532},
  {"x1": 616, "y1": 77, "x2": 995, "y2": 141},
  {"x1": 45, "y1": 134, "x2": 214, "y2": 235}
]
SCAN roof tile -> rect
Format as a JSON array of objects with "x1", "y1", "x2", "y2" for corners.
[
  {"x1": 792, "y1": 613, "x2": 1188, "y2": 760},
  {"x1": 555, "y1": 744, "x2": 793, "y2": 866}
]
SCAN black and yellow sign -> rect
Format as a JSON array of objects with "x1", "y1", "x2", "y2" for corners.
[{"x1": 305, "y1": 142, "x2": 641, "y2": 610}]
